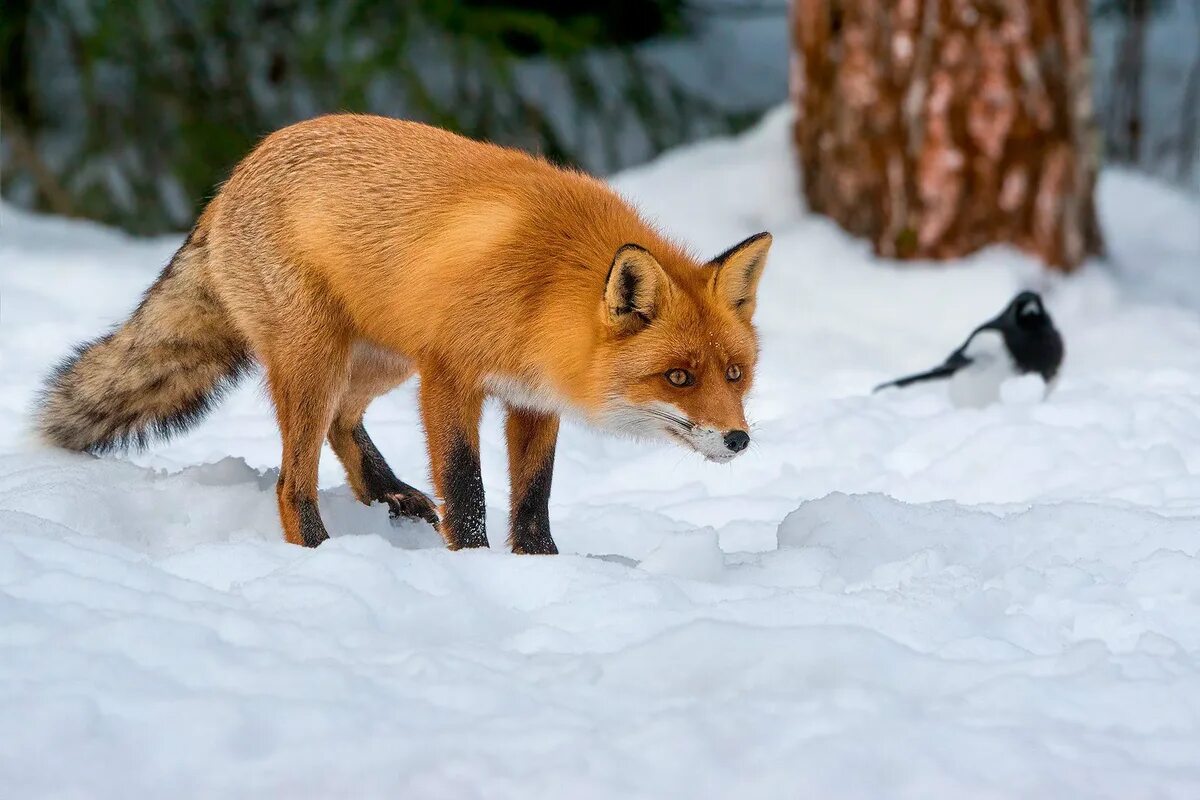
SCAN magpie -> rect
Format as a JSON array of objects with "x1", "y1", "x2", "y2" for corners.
[{"x1": 874, "y1": 291, "x2": 1064, "y2": 407}]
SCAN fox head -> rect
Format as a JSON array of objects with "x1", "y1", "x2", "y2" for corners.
[{"x1": 593, "y1": 232, "x2": 772, "y2": 463}]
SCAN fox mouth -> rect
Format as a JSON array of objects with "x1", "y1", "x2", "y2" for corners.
[
  {"x1": 664, "y1": 425, "x2": 738, "y2": 464},
  {"x1": 641, "y1": 405, "x2": 742, "y2": 463},
  {"x1": 607, "y1": 404, "x2": 741, "y2": 463}
]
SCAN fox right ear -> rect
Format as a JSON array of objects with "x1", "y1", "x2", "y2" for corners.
[{"x1": 605, "y1": 245, "x2": 666, "y2": 332}]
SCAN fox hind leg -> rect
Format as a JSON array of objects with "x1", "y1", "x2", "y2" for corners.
[
  {"x1": 326, "y1": 349, "x2": 438, "y2": 526},
  {"x1": 268, "y1": 339, "x2": 350, "y2": 548},
  {"x1": 328, "y1": 421, "x2": 438, "y2": 526}
]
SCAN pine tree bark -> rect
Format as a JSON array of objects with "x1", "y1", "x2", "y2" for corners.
[{"x1": 790, "y1": 0, "x2": 1103, "y2": 271}]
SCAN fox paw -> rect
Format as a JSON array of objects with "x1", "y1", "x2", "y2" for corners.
[{"x1": 384, "y1": 489, "x2": 439, "y2": 526}]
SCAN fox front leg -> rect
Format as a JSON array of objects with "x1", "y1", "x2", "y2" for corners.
[
  {"x1": 420, "y1": 374, "x2": 489, "y2": 549},
  {"x1": 505, "y1": 406, "x2": 559, "y2": 555}
]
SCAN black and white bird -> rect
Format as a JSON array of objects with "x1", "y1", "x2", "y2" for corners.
[{"x1": 874, "y1": 291, "x2": 1064, "y2": 407}]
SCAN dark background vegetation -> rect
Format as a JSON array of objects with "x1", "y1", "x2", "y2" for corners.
[{"x1": 1, "y1": 0, "x2": 1196, "y2": 235}]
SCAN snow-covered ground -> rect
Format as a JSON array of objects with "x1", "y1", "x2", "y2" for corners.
[{"x1": 2, "y1": 108, "x2": 1200, "y2": 798}]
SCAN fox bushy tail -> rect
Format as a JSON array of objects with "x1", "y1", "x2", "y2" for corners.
[{"x1": 36, "y1": 232, "x2": 251, "y2": 453}]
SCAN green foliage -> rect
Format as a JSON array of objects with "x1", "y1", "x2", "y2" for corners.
[{"x1": 2, "y1": 0, "x2": 752, "y2": 234}]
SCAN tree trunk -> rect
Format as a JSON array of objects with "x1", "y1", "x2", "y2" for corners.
[{"x1": 790, "y1": 0, "x2": 1103, "y2": 271}]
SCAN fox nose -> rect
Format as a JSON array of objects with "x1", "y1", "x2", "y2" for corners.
[{"x1": 723, "y1": 430, "x2": 750, "y2": 453}]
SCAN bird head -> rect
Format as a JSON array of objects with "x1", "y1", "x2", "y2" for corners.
[{"x1": 1009, "y1": 291, "x2": 1051, "y2": 330}]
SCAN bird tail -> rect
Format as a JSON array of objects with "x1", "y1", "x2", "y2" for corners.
[{"x1": 873, "y1": 363, "x2": 962, "y2": 393}]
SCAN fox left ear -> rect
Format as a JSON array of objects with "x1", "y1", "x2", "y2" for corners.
[{"x1": 711, "y1": 232, "x2": 772, "y2": 319}]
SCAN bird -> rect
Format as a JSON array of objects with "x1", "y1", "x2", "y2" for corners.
[{"x1": 873, "y1": 291, "x2": 1064, "y2": 407}]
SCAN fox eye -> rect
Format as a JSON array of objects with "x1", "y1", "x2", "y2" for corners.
[
  {"x1": 726, "y1": 364, "x2": 742, "y2": 382},
  {"x1": 665, "y1": 369, "x2": 694, "y2": 387}
]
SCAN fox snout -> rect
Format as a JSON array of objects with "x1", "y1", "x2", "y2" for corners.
[
  {"x1": 723, "y1": 429, "x2": 750, "y2": 453},
  {"x1": 699, "y1": 403, "x2": 752, "y2": 459},
  {"x1": 664, "y1": 418, "x2": 751, "y2": 463},
  {"x1": 702, "y1": 424, "x2": 751, "y2": 461}
]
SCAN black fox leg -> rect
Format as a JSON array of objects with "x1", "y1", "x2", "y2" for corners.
[
  {"x1": 420, "y1": 375, "x2": 489, "y2": 550},
  {"x1": 505, "y1": 406, "x2": 559, "y2": 555},
  {"x1": 328, "y1": 420, "x2": 438, "y2": 525}
]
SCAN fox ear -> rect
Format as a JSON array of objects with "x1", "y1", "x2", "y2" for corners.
[
  {"x1": 605, "y1": 245, "x2": 666, "y2": 331},
  {"x1": 711, "y1": 232, "x2": 772, "y2": 319}
]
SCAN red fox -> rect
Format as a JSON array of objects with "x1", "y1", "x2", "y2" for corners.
[{"x1": 37, "y1": 115, "x2": 772, "y2": 552}]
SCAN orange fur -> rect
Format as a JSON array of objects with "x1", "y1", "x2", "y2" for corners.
[{"x1": 37, "y1": 115, "x2": 772, "y2": 550}]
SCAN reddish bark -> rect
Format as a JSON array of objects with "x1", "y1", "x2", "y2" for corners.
[{"x1": 791, "y1": 0, "x2": 1103, "y2": 271}]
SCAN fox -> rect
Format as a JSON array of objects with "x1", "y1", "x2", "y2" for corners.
[{"x1": 36, "y1": 115, "x2": 772, "y2": 553}]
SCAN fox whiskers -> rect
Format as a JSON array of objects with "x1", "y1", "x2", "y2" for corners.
[{"x1": 644, "y1": 407, "x2": 695, "y2": 432}]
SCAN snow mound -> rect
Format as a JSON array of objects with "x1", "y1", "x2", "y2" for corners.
[
  {"x1": 3, "y1": 106, "x2": 1200, "y2": 796},
  {"x1": 4, "y1": 480, "x2": 1199, "y2": 798},
  {"x1": 779, "y1": 492, "x2": 1200, "y2": 652}
]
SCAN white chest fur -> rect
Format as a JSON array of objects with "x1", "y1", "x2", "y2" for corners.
[{"x1": 484, "y1": 374, "x2": 572, "y2": 416}]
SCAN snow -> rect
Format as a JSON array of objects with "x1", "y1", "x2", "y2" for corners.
[{"x1": 3, "y1": 106, "x2": 1200, "y2": 797}]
